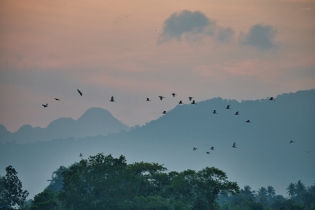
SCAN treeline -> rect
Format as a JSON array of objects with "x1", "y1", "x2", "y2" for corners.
[{"x1": 1, "y1": 153, "x2": 314, "y2": 210}]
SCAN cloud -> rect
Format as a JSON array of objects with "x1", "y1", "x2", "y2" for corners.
[
  {"x1": 159, "y1": 10, "x2": 234, "y2": 44},
  {"x1": 240, "y1": 24, "x2": 278, "y2": 50}
]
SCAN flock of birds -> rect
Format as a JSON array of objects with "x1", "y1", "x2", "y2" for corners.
[{"x1": 41, "y1": 90, "x2": 305, "y2": 157}]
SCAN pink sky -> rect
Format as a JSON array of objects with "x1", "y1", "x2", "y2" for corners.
[{"x1": 0, "y1": 0, "x2": 314, "y2": 131}]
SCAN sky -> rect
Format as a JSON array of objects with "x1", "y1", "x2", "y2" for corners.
[{"x1": 0, "y1": 0, "x2": 314, "y2": 132}]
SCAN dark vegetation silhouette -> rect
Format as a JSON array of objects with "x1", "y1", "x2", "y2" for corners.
[{"x1": 2, "y1": 155, "x2": 314, "y2": 210}]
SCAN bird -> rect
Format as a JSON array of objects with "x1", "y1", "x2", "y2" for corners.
[
  {"x1": 269, "y1": 97, "x2": 275, "y2": 101},
  {"x1": 213, "y1": 110, "x2": 217, "y2": 114},
  {"x1": 162, "y1": 111, "x2": 167, "y2": 114},
  {"x1": 210, "y1": 147, "x2": 215, "y2": 150},
  {"x1": 178, "y1": 100, "x2": 183, "y2": 104},
  {"x1": 193, "y1": 147, "x2": 198, "y2": 151},
  {"x1": 289, "y1": 140, "x2": 295, "y2": 143},
  {"x1": 110, "y1": 96, "x2": 115, "y2": 102},
  {"x1": 159, "y1": 96, "x2": 165, "y2": 100},
  {"x1": 146, "y1": 98, "x2": 151, "y2": 101},
  {"x1": 54, "y1": 98, "x2": 60, "y2": 101},
  {"x1": 79, "y1": 153, "x2": 83, "y2": 157},
  {"x1": 235, "y1": 111, "x2": 239, "y2": 115},
  {"x1": 246, "y1": 120, "x2": 251, "y2": 123},
  {"x1": 42, "y1": 103, "x2": 48, "y2": 108},
  {"x1": 226, "y1": 105, "x2": 230, "y2": 109},
  {"x1": 191, "y1": 100, "x2": 196, "y2": 105},
  {"x1": 77, "y1": 89, "x2": 82, "y2": 96},
  {"x1": 206, "y1": 152, "x2": 210, "y2": 154},
  {"x1": 232, "y1": 142, "x2": 237, "y2": 148},
  {"x1": 172, "y1": 93, "x2": 176, "y2": 97}
]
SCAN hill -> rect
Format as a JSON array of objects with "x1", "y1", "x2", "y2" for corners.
[
  {"x1": 0, "y1": 107, "x2": 130, "y2": 144},
  {"x1": 0, "y1": 90, "x2": 314, "y2": 198}
]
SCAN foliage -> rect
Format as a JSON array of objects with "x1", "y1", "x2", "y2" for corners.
[
  {"x1": 0, "y1": 165, "x2": 29, "y2": 209},
  {"x1": 45, "y1": 166, "x2": 68, "y2": 192},
  {"x1": 58, "y1": 153, "x2": 239, "y2": 210}
]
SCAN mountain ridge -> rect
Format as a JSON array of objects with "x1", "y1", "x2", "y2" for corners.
[{"x1": 0, "y1": 107, "x2": 130, "y2": 144}]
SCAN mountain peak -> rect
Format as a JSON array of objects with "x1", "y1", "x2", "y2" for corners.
[{"x1": 78, "y1": 107, "x2": 113, "y2": 121}]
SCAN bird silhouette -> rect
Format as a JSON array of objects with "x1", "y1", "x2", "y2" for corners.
[
  {"x1": 77, "y1": 89, "x2": 82, "y2": 96},
  {"x1": 213, "y1": 110, "x2": 217, "y2": 114},
  {"x1": 289, "y1": 140, "x2": 295, "y2": 143},
  {"x1": 42, "y1": 104, "x2": 48, "y2": 108},
  {"x1": 246, "y1": 120, "x2": 251, "y2": 123},
  {"x1": 193, "y1": 147, "x2": 198, "y2": 151},
  {"x1": 159, "y1": 96, "x2": 165, "y2": 100},
  {"x1": 178, "y1": 100, "x2": 183, "y2": 104},
  {"x1": 191, "y1": 100, "x2": 197, "y2": 105},
  {"x1": 110, "y1": 96, "x2": 115, "y2": 102},
  {"x1": 79, "y1": 153, "x2": 83, "y2": 157},
  {"x1": 206, "y1": 152, "x2": 210, "y2": 154},
  {"x1": 54, "y1": 98, "x2": 60, "y2": 101},
  {"x1": 146, "y1": 98, "x2": 151, "y2": 101},
  {"x1": 172, "y1": 93, "x2": 176, "y2": 97},
  {"x1": 269, "y1": 97, "x2": 275, "y2": 101},
  {"x1": 235, "y1": 111, "x2": 239, "y2": 115},
  {"x1": 226, "y1": 105, "x2": 230, "y2": 109},
  {"x1": 232, "y1": 142, "x2": 237, "y2": 148},
  {"x1": 210, "y1": 147, "x2": 215, "y2": 150},
  {"x1": 162, "y1": 111, "x2": 167, "y2": 114},
  {"x1": 189, "y1": 97, "x2": 193, "y2": 101}
]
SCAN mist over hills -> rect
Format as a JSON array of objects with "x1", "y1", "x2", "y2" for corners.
[
  {"x1": 0, "y1": 107, "x2": 130, "y2": 144},
  {"x1": 0, "y1": 89, "x2": 314, "y2": 199}
]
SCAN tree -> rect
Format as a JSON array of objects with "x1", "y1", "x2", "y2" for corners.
[
  {"x1": 45, "y1": 166, "x2": 68, "y2": 192},
  {"x1": 287, "y1": 183, "x2": 296, "y2": 198},
  {"x1": 0, "y1": 165, "x2": 29, "y2": 209},
  {"x1": 267, "y1": 185, "x2": 276, "y2": 204},
  {"x1": 295, "y1": 180, "x2": 306, "y2": 196},
  {"x1": 58, "y1": 153, "x2": 239, "y2": 210},
  {"x1": 257, "y1": 187, "x2": 268, "y2": 207},
  {"x1": 30, "y1": 190, "x2": 59, "y2": 210}
]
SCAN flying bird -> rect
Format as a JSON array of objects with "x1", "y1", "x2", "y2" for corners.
[
  {"x1": 172, "y1": 93, "x2": 176, "y2": 97},
  {"x1": 189, "y1": 97, "x2": 193, "y2": 101},
  {"x1": 213, "y1": 110, "x2": 217, "y2": 114},
  {"x1": 210, "y1": 147, "x2": 215, "y2": 150},
  {"x1": 42, "y1": 103, "x2": 48, "y2": 108},
  {"x1": 178, "y1": 100, "x2": 183, "y2": 104},
  {"x1": 54, "y1": 98, "x2": 60, "y2": 101},
  {"x1": 246, "y1": 120, "x2": 251, "y2": 123},
  {"x1": 289, "y1": 140, "x2": 295, "y2": 143},
  {"x1": 146, "y1": 98, "x2": 151, "y2": 101},
  {"x1": 191, "y1": 100, "x2": 196, "y2": 105},
  {"x1": 77, "y1": 89, "x2": 82, "y2": 96},
  {"x1": 159, "y1": 96, "x2": 165, "y2": 100},
  {"x1": 235, "y1": 111, "x2": 239, "y2": 115},
  {"x1": 193, "y1": 147, "x2": 198, "y2": 151},
  {"x1": 206, "y1": 152, "x2": 210, "y2": 154},
  {"x1": 110, "y1": 96, "x2": 115, "y2": 102},
  {"x1": 269, "y1": 97, "x2": 275, "y2": 101},
  {"x1": 162, "y1": 111, "x2": 167, "y2": 114},
  {"x1": 79, "y1": 153, "x2": 83, "y2": 157},
  {"x1": 232, "y1": 142, "x2": 237, "y2": 148},
  {"x1": 226, "y1": 105, "x2": 230, "y2": 109}
]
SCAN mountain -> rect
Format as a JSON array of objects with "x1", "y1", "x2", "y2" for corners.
[
  {"x1": 0, "y1": 107, "x2": 130, "y2": 144},
  {"x1": 0, "y1": 90, "x2": 314, "y2": 199}
]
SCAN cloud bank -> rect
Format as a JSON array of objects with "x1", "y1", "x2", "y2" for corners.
[
  {"x1": 240, "y1": 24, "x2": 278, "y2": 50},
  {"x1": 159, "y1": 10, "x2": 234, "y2": 44}
]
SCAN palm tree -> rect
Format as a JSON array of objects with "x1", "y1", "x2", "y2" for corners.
[
  {"x1": 295, "y1": 180, "x2": 306, "y2": 196},
  {"x1": 241, "y1": 185, "x2": 255, "y2": 199},
  {"x1": 267, "y1": 185, "x2": 276, "y2": 203},
  {"x1": 286, "y1": 183, "x2": 296, "y2": 198},
  {"x1": 257, "y1": 187, "x2": 268, "y2": 206}
]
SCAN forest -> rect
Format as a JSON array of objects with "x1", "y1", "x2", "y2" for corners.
[{"x1": 1, "y1": 153, "x2": 314, "y2": 210}]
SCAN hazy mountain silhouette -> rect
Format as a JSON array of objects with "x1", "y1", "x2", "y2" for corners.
[
  {"x1": 0, "y1": 107, "x2": 130, "y2": 144},
  {"x1": 0, "y1": 90, "x2": 314, "y2": 198}
]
